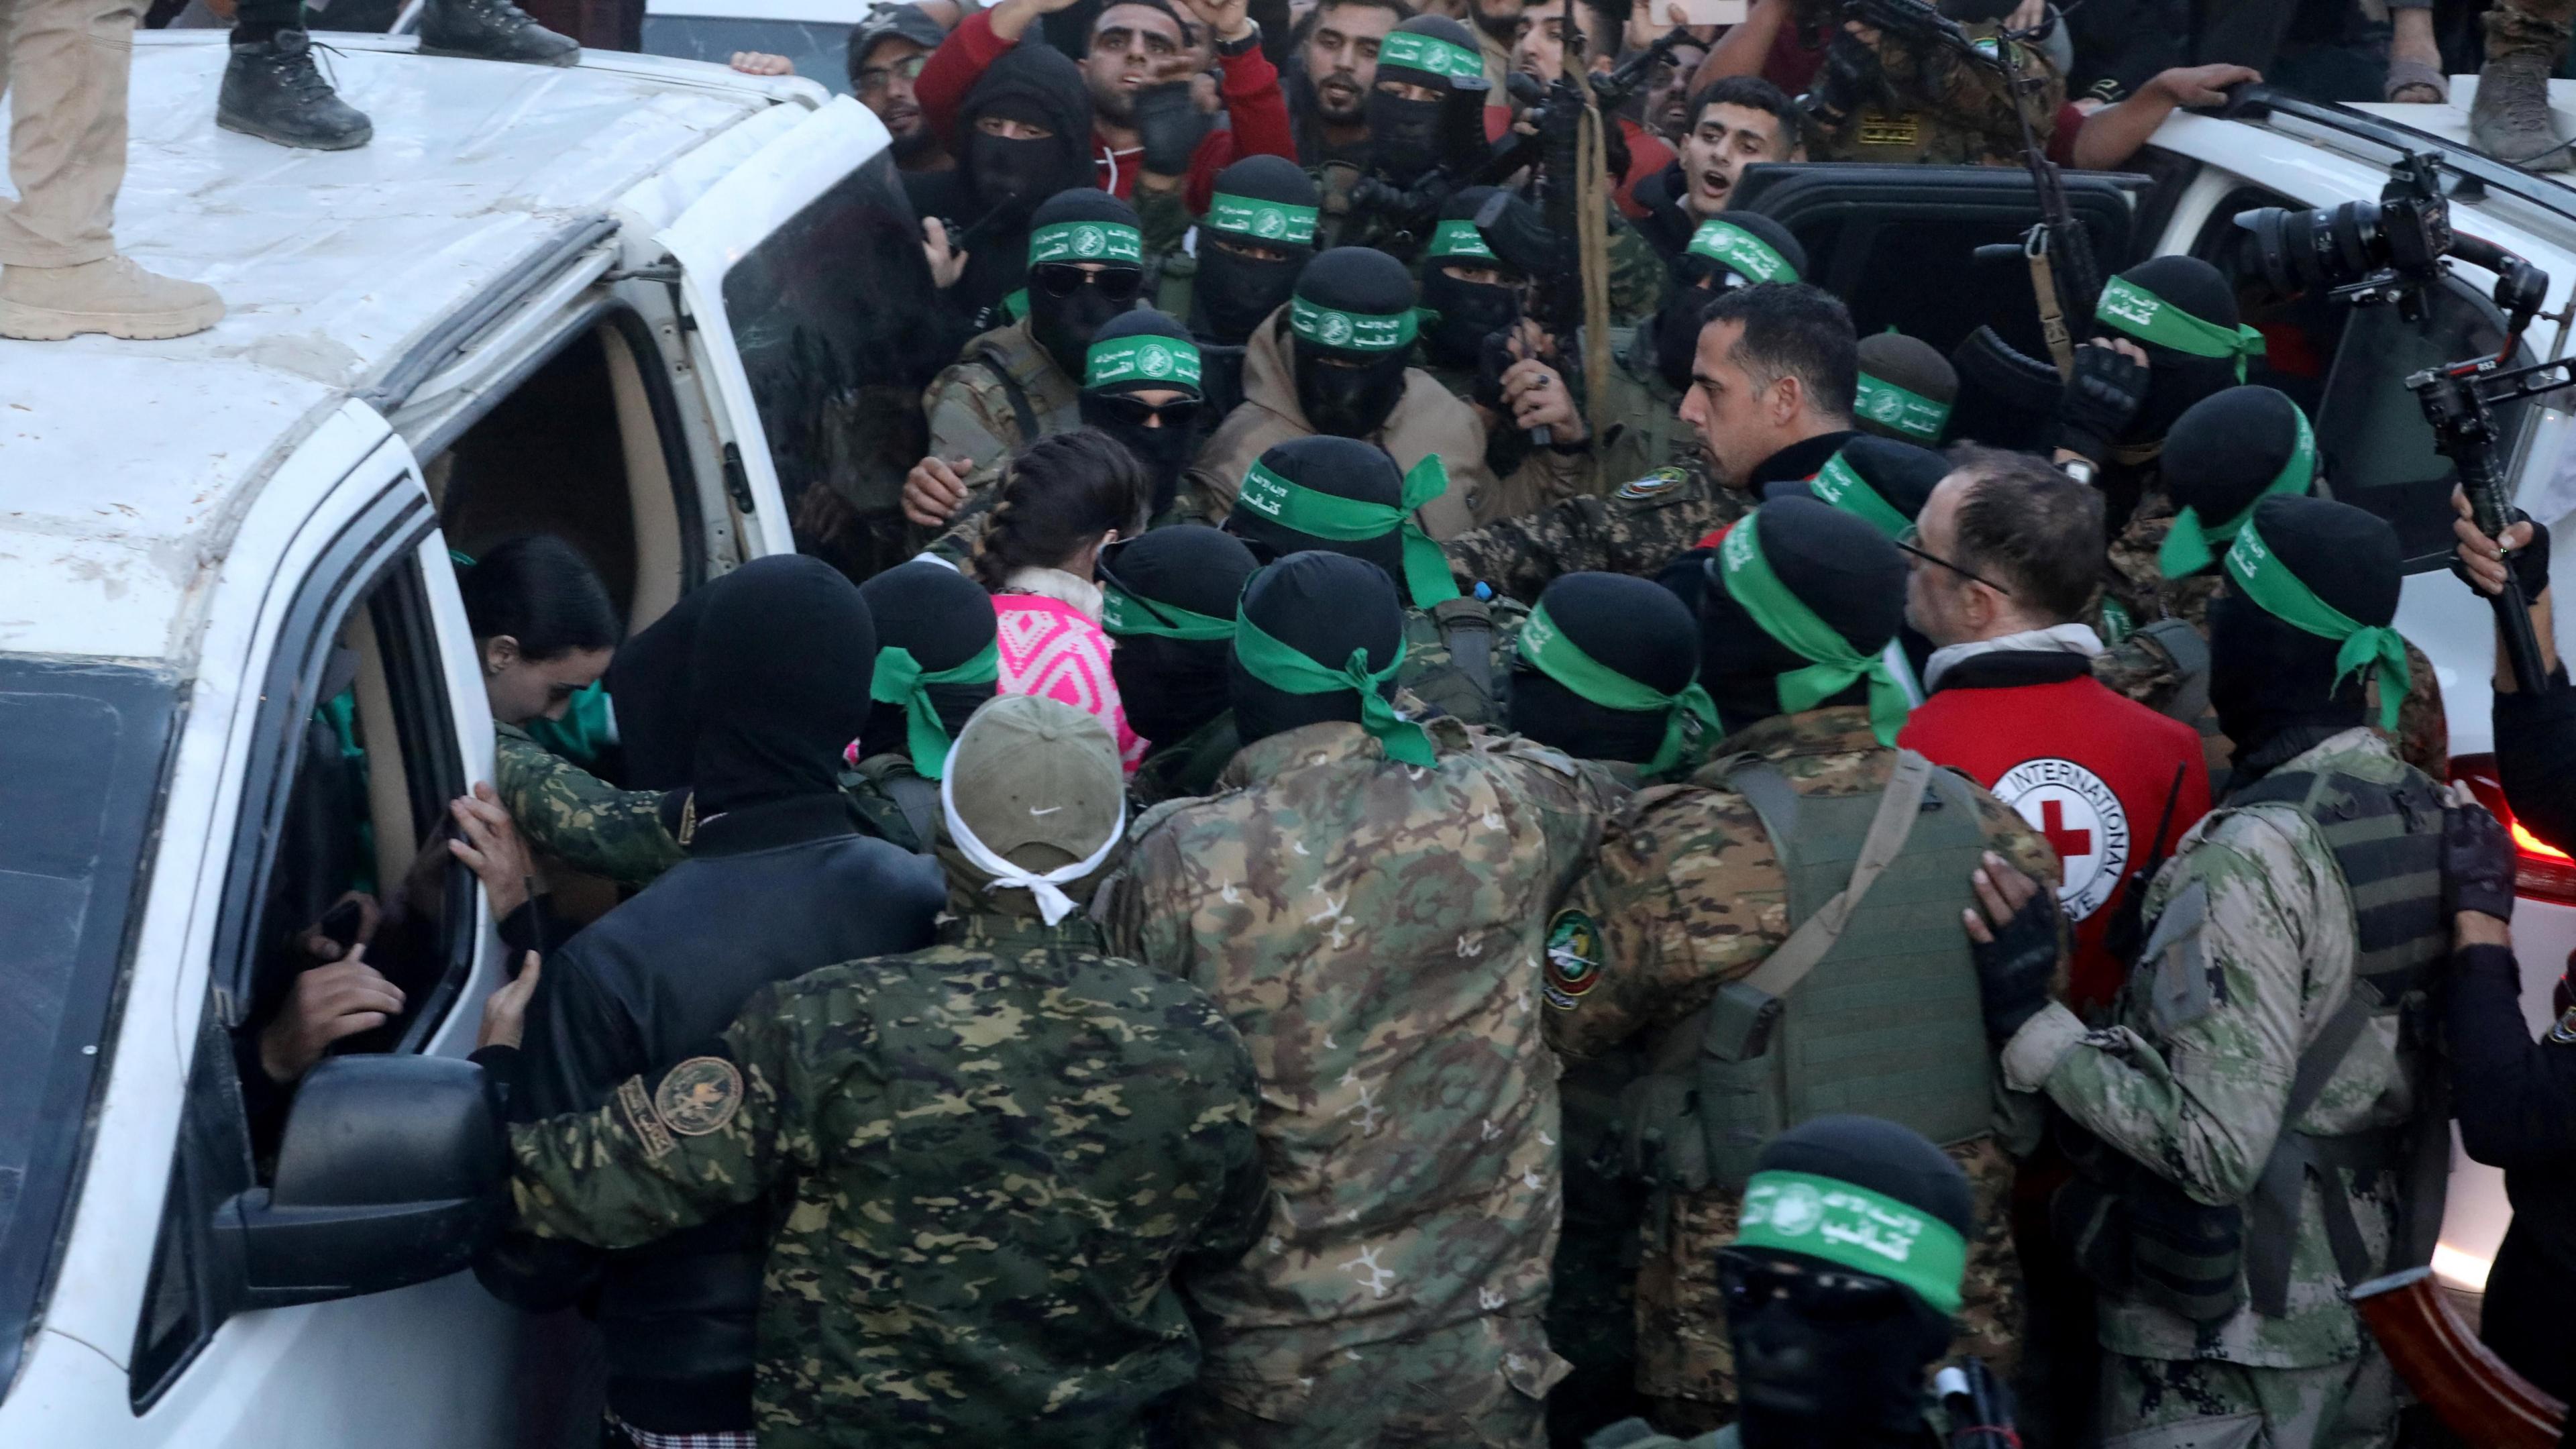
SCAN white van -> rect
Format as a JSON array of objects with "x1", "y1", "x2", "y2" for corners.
[{"x1": 0, "y1": 33, "x2": 944, "y2": 1444}]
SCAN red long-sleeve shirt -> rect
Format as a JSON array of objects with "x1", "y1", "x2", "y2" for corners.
[{"x1": 917, "y1": 8, "x2": 1297, "y2": 211}]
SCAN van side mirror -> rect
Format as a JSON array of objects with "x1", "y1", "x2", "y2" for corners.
[{"x1": 213, "y1": 1055, "x2": 505, "y2": 1311}]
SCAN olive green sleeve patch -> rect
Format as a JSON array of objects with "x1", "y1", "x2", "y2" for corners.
[{"x1": 653, "y1": 1056, "x2": 745, "y2": 1138}]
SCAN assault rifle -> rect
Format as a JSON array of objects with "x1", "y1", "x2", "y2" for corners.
[{"x1": 2352, "y1": 1267, "x2": 2565, "y2": 1448}]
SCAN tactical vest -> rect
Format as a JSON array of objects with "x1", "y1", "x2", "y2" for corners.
[
  {"x1": 1399, "y1": 596, "x2": 1521, "y2": 728},
  {"x1": 969, "y1": 330, "x2": 1070, "y2": 447},
  {"x1": 841, "y1": 755, "x2": 939, "y2": 857},
  {"x1": 1595, "y1": 327, "x2": 1695, "y2": 488},
  {"x1": 1621, "y1": 750, "x2": 1995, "y2": 1194}
]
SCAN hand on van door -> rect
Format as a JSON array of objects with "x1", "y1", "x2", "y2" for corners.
[
  {"x1": 728, "y1": 52, "x2": 795, "y2": 76},
  {"x1": 922, "y1": 218, "x2": 970, "y2": 290},
  {"x1": 293, "y1": 889, "x2": 380, "y2": 966},
  {"x1": 904, "y1": 455, "x2": 975, "y2": 527},
  {"x1": 449, "y1": 782, "x2": 540, "y2": 920},
  {"x1": 258, "y1": 947, "x2": 408, "y2": 1084},
  {"x1": 478, "y1": 954, "x2": 544, "y2": 1051}
]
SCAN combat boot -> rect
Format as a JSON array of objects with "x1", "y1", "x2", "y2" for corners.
[
  {"x1": 418, "y1": 0, "x2": 580, "y2": 66},
  {"x1": 0, "y1": 256, "x2": 225, "y2": 341},
  {"x1": 219, "y1": 30, "x2": 373, "y2": 151},
  {"x1": 2473, "y1": 51, "x2": 2573, "y2": 172}
]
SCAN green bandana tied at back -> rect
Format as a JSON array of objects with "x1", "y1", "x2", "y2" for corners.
[
  {"x1": 2095, "y1": 276, "x2": 2266, "y2": 380},
  {"x1": 869, "y1": 639, "x2": 1002, "y2": 780},
  {"x1": 1686, "y1": 218, "x2": 1796, "y2": 284},
  {"x1": 2222, "y1": 517, "x2": 2410, "y2": 731},
  {"x1": 1086, "y1": 334, "x2": 1203, "y2": 389},
  {"x1": 1102, "y1": 580, "x2": 1234, "y2": 640},
  {"x1": 1854, "y1": 372, "x2": 1949, "y2": 442},
  {"x1": 1377, "y1": 28, "x2": 1485, "y2": 82},
  {"x1": 1427, "y1": 219, "x2": 1495, "y2": 260},
  {"x1": 1735, "y1": 1170, "x2": 1968, "y2": 1315},
  {"x1": 1519, "y1": 601, "x2": 1718, "y2": 777},
  {"x1": 1028, "y1": 220, "x2": 1144, "y2": 266},
  {"x1": 1808, "y1": 449, "x2": 1912, "y2": 539},
  {"x1": 1291, "y1": 294, "x2": 1421, "y2": 352},
  {"x1": 1717, "y1": 510, "x2": 1910, "y2": 745},
  {"x1": 2158, "y1": 405, "x2": 2314, "y2": 578},
  {"x1": 1207, "y1": 193, "x2": 1318, "y2": 245},
  {"x1": 1234, "y1": 453, "x2": 1464, "y2": 608},
  {"x1": 1233, "y1": 607, "x2": 1436, "y2": 766}
]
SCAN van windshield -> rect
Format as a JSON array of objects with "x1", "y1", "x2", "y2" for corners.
[{"x1": 0, "y1": 657, "x2": 178, "y2": 1397}]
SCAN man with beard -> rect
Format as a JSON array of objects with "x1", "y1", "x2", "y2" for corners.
[
  {"x1": 1641, "y1": 34, "x2": 1712, "y2": 142},
  {"x1": 1631, "y1": 77, "x2": 1803, "y2": 268},
  {"x1": 1199, "y1": 244, "x2": 1582, "y2": 532},
  {"x1": 1506, "y1": 2, "x2": 1678, "y2": 222},
  {"x1": 841, "y1": 561, "x2": 1002, "y2": 855},
  {"x1": 848, "y1": 5, "x2": 953, "y2": 173},
  {"x1": 1098, "y1": 525, "x2": 1263, "y2": 804},
  {"x1": 1289, "y1": 0, "x2": 1410, "y2": 165},
  {"x1": 1461, "y1": 0, "x2": 1526, "y2": 88},
  {"x1": 908, "y1": 44, "x2": 1097, "y2": 327},
  {"x1": 917, "y1": 0, "x2": 1297, "y2": 202},
  {"x1": 1315, "y1": 14, "x2": 1489, "y2": 258}
]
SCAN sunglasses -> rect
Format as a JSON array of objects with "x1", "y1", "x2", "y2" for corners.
[
  {"x1": 1089, "y1": 392, "x2": 1203, "y2": 427},
  {"x1": 1895, "y1": 523, "x2": 2014, "y2": 598},
  {"x1": 1034, "y1": 264, "x2": 1144, "y2": 301},
  {"x1": 1717, "y1": 1250, "x2": 1911, "y2": 1322}
]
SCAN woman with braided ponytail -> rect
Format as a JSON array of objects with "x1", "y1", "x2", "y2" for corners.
[{"x1": 973, "y1": 429, "x2": 1151, "y2": 770}]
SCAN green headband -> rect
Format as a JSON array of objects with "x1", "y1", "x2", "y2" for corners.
[
  {"x1": 1807, "y1": 450, "x2": 1911, "y2": 540},
  {"x1": 1427, "y1": 219, "x2": 1495, "y2": 261},
  {"x1": 2095, "y1": 276, "x2": 2265, "y2": 380},
  {"x1": 868, "y1": 639, "x2": 1002, "y2": 779},
  {"x1": 1687, "y1": 219, "x2": 1797, "y2": 284},
  {"x1": 1086, "y1": 333, "x2": 1203, "y2": 390},
  {"x1": 2159, "y1": 406, "x2": 2314, "y2": 579},
  {"x1": 1735, "y1": 1170, "x2": 1968, "y2": 1315},
  {"x1": 1290, "y1": 294, "x2": 1420, "y2": 352},
  {"x1": 1234, "y1": 453, "x2": 1463, "y2": 608},
  {"x1": 1102, "y1": 578, "x2": 1234, "y2": 640},
  {"x1": 1377, "y1": 29, "x2": 1483, "y2": 81},
  {"x1": 1028, "y1": 219, "x2": 1144, "y2": 266},
  {"x1": 1519, "y1": 601, "x2": 1718, "y2": 779},
  {"x1": 1233, "y1": 606, "x2": 1436, "y2": 766},
  {"x1": 1854, "y1": 372, "x2": 1950, "y2": 443},
  {"x1": 1207, "y1": 192, "x2": 1318, "y2": 245},
  {"x1": 2222, "y1": 517, "x2": 2410, "y2": 732},
  {"x1": 1717, "y1": 511, "x2": 1909, "y2": 745}
]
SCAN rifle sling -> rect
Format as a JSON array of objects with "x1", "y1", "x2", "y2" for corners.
[
  {"x1": 2029, "y1": 241, "x2": 2074, "y2": 378},
  {"x1": 2244, "y1": 991, "x2": 2381, "y2": 1318}
]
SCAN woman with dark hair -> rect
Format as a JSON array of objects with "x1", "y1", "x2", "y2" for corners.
[{"x1": 972, "y1": 429, "x2": 1150, "y2": 770}]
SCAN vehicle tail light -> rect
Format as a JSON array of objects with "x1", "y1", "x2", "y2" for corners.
[{"x1": 2451, "y1": 755, "x2": 2576, "y2": 905}]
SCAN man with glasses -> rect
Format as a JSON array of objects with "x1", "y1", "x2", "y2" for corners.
[{"x1": 847, "y1": 5, "x2": 952, "y2": 172}]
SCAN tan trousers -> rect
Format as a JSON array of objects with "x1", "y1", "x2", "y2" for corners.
[{"x1": 0, "y1": 0, "x2": 139, "y2": 266}]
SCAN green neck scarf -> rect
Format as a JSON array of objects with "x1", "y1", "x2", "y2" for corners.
[
  {"x1": 868, "y1": 640, "x2": 1002, "y2": 779},
  {"x1": 1233, "y1": 608, "x2": 1436, "y2": 766},
  {"x1": 1807, "y1": 449, "x2": 1912, "y2": 540},
  {"x1": 1519, "y1": 601, "x2": 1718, "y2": 778},
  {"x1": 1717, "y1": 511, "x2": 1910, "y2": 745},
  {"x1": 1686, "y1": 218, "x2": 1797, "y2": 284},
  {"x1": 2158, "y1": 407, "x2": 2314, "y2": 578},
  {"x1": 2095, "y1": 276, "x2": 2266, "y2": 380},
  {"x1": 1853, "y1": 371, "x2": 1949, "y2": 442},
  {"x1": 1735, "y1": 1170, "x2": 1968, "y2": 1315},
  {"x1": 1207, "y1": 193, "x2": 1319, "y2": 245},
  {"x1": 1233, "y1": 453, "x2": 1463, "y2": 608},
  {"x1": 1377, "y1": 28, "x2": 1485, "y2": 83},
  {"x1": 1102, "y1": 579, "x2": 1234, "y2": 640},
  {"x1": 2222, "y1": 517, "x2": 2410, "y2": 731}
]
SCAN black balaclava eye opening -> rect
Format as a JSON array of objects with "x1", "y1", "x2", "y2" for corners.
[
  {"x1": 1419, "y1": 188, "x2": 1538, "y2": 370},
  {"x1": 1230, "y1": 551, "x2": 1407, "y2": 745},
  {"x1": 1696, "y1": 497, "x2": 1906, "y2": 735},
  {"x1": 1025, "y1": 187, "x2": 1144, "y2": 377},
  {"x1": 1196, "y1": 154, "x2": 1319, "y2": 345},
  {"x1": 1104, "y1": 524, "x2": 1260, "y2": 744},
  {"x1": 2206, "y1": 494, "x2": 2402, "y2": 774},
  {"x1": 1291, "y1": 247, "x2": 1418, "y2": 439},
  {"x1": 1508, "y1": 572, "x2": 1703, "y2": 764},
  {"x1": 1221, "y1": 435, "x2": 1410, "y2": 583},
  {"x1": 855, "y1": 561, "x2": 1000, "y2": 764},
  {"x1": 2162, "y1": 385, "x2": 2311, "y2": 574},
  {"x1": 952, "y1": 44, "x2": 1096, "y2": 319},
  {"x1": 1364, "y1": 16, "x2": 1477, "y2": 184},
  {"x1": 689, "y1": 555, "x2": 879, "y2": 814},
  {"x1": 1080, "y1": 308, "x2": 1206, "y2": 517},
  {"x1": 2108, "y1": 255, "x2": 2246, "y2": 447}
]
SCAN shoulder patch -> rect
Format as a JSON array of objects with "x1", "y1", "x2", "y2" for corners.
[
  {"x1": 616, "y1": 1075, "x2": 678, "y2": 1161},
  {"x1": 653, "y1": 1056, "x2": 745, "y2": 1138},
  {"x1": 1544, "y1": 908, "x2": 1604, "y2": 1010},
  {"x1": 1616, "y1": 466, "x2": 1689, "y2": 501}
]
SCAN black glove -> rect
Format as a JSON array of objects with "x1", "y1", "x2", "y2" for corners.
[
  {"x1": 2051, "y1": 343, "x2": 2151, "y2": 463},
  {"x1": 2443, "y1": 793, "x2": 2518, "y2": 922},
  {"x1": 1134, "y1": 82, "x2": 1205, "y2": 176},
  {"x1": 1808, "y1": 30, "x2": 1880, "y2": 123},
  {"x1": 1970, "y1": 875, "x2": 2063, "y2": 1046}
]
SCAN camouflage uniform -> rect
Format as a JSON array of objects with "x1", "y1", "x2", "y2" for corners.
[
  {"x1": 1591, "y1": 325, "x2": 1699, "y2": 494},
  {"x1": 1102, "y1": 717, "x2": 1625, "y2": 1447},
  {"x1": 1546, "y1": 707, "x2": 2060, "y2": 1433},
  {"x1": 1128, "y1": 709, "x2": 1241, "y2": 809},
  {"x1": 1443, "y1": 456, "x2": 1746, "y2": 605},
  {"x1": 1400, "y1": 594, "x2": 1529, "y2": 727},
  {"x1": 492, "y1": 721, "x2": 682, "y2": 890},
  {"x1": 840, "y1": 751, "x2": 939, "y2": 855},
  {"x1": 502, "y1": 902, "x2": 1270, "y2": 1449},
  {"x1": 1810, "y1": 26, "x2": 2064, "y2": 166},
  {"x1": 1998, "y1": 728, "x2": 2430, "y2": 1448},
  {"x1": 922, "y1": 316, "x2": 1083, "y2": 498}
]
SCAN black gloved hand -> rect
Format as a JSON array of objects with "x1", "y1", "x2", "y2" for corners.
[
  {"x1": 2051, "y1": 342, "x2": 2151, "y2": 463},
  {"x1": 1809, "y1": 30, "x2": 1879, "y2": 123},
  {"x1": 2507, "y1": 511, "x2": 2553, "y2": 600},
  {"x1": 2443, "y1": 788, "x2": 2519, "y2": 922},
  {"x1": 1134, "y1": 82, "x2": 1206, "y2": 176},
  {"x1": 1968, "y1": 857, "x2": 2063, "y2": 1047}
]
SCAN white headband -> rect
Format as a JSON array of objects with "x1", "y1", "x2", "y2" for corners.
[{"x1": 938, "y1": 758, "x2": 1126, "y2": 926}]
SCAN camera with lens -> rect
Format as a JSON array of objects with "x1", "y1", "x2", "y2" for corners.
[{"x1": 2232, "y1": 152, "x2": 2455, "y2": 319}]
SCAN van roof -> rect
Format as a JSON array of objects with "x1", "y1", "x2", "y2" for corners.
[{"x1": 0, "y1": 35, "x2": 798, "y2": 663}]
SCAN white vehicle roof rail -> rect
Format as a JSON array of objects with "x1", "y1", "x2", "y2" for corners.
[{"x1": 353, "y1": 211, "x2": 621, "y2": 414}]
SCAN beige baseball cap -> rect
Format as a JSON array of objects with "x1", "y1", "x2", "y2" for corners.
[{"x1": 944, "y1": 694, "x2": 1124, "y2": 872}]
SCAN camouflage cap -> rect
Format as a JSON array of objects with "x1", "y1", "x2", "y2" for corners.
[{"x1": 944, "y1": 694, "x2": 1125, "y2": 874}]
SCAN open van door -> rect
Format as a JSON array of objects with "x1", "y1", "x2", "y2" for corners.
[{"x1": 655, "y1": 95, "x2": 953, "y2": 574}]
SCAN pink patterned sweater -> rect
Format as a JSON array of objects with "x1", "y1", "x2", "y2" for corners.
[{"x1": 991, "y1": 569, "x2": 1144, "y2": 772}]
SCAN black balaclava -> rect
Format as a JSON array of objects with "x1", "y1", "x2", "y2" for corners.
[
  {"x1": 2158, "y1": 386, "x2": 2314, "y2": 578},
  {"x1": 1222, "y1": 434, "x2": 1409, "y2": 582},
  {"x1": 1852, "y1": 331, "x2": 1958, "y2": 445},
  {"x1": 2101, "y1": 254, "x2": 2247, "y2": 445},
  {"x1": 1079, "y1": 309, "x2": 1206, "y2": 517},
  {"x1": 1365, "y1": 16, "x2": 1480, "y2": 184},
  {"x1": 1652, "y1": 213, "x2": 1811, "y2": 392},
  {"x1": 1728, "y1": 1115, "x2": 1968, "y2": 1449},
  {"x1": 1419, "y1": 186, "x2": 1536, "y2": 369},
  {"x1": 1290, "y1": 247, "x2": 1418, "y2": 439},
  {"x1": 1103, "y1": 525, "x2": 1261, "y2": 745},
  {"x1": 1509, "y1": 572, "x2": 1703, "y2": 765},
  {"x1": 1764, "y1": 433, "x2": 1949, "y2": 534},
  {"x1": 1697, "y1": 496, "x2": 1907, "y2": 733},
  {"x1": 689, "y1": 555, "x2": 878, "y2": 814},
  {"x1": 1024, "y1": 187, "x2": 1145, "y2": 377},
  {"x1": 855, "y1": 561, "x2": 999, "y2": 764},
  {"x1": 1196, "y1": 154, "x2": 1320, "y2": 345},
  {"x1": 1230, "y1": 551, "x2": 1407, "y2": 745},
  {"x1": 2207, "y1": 494, "x2": 2402, "y2": 776},
  {"x1": 953, "y1": 47, "x2": 1096, "y2": 319},
  {"x1": 606, "y1": 582, "x2": 720, "y2": 791}
]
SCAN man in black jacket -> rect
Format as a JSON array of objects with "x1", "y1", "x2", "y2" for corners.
[{"x1": 477, "y1": 555, "x2": 945, "y2": 1448}]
